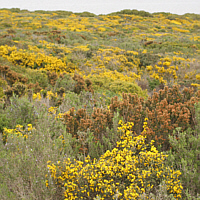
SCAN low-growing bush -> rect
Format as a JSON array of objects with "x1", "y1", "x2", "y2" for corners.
[
  {"x1": 109, "y1": 80, "x2": 147, "y2": 98},
  {"x1": 54, "y1": 73, "x2": 75, "y2": 93},
  {"x1": 0, "y1": 107, "x2": 72, "y2": 199},
  {"x1": 147, "y1": 77, "x2": 161, "y2": 91},
  {"x1": 47, "y1": 121, "x2": 183, "y2": 199},
  {"x1": 109, "y1": 85, "x2": 200, "y2": 150},
  {"x1": 166, "y1": 102, "x2": 200, "y2": 199},
  {"x1": 0, "y1": 95, "x2": 38, "y2": 130},
  {"x1": 89, "y1": 75, "x2": 147, "y2": 98}
]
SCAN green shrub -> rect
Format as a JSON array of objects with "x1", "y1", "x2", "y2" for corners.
[
  {"x1": 90, "y1": 75, "x2": 147, "y2": 98},
  {"x1": 3, "y1": 95, "x2": 38, "y2": 129},
  {"x1": 137, "y1": 53, "x2": 161, "y2": 68},
  {"x1": 74, "y1": 11, "x2": 96, "y2": 17},
  {"x1": 0, "y1": 112, "x2": 11, "y2": 134},
  {"x1": 110, "y1": 9, "x2": 153, "y2": 17},
  {"x1": 109, "y1": 79, "x2": 148, "y2": 98},
  {"x1": 28, "y1": 70, "x2": 48, "y2": 89},
  {"x1": 0, "y1": 107, "x2": 72, "y2": 199},
  {"x1": 0, "y1": 87, "x2": 4, "y2": 98},
  {"x1": 166, "y1": 103, "x2": 200, "y2": 198},
  {"x1": 54, "y1": 74, "x2": 75, "y2": 92},
  {"x1": 147, "y1": 77, "x2": 161, "y2": 91}
]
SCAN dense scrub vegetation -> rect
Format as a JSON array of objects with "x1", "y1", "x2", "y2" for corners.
[{"x1": 0, "y1": 8, "x2": 200, "y2": 199}]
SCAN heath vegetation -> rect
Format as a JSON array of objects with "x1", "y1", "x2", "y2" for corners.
[{"x1": 0, "y1": 8, "x2": 200, "y2": 199}]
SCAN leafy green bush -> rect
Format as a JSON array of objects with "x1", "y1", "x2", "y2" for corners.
[
  {"x1": 0, "y1": 87, "x2": 4, "y2": 98},
  {"x1": 28, "y1": 70, "x2": 48, "y2": 89},
  {"x1": 3, "y1": 95, "x2": 38, "y2": 129},
  {"x1": 0, "y1": 112, "x2": 11, "y2": 134},
  {"x1": 137, "y1": 52, "x2": 161, "y2": 68},
  {"x1": 90, "y1": 75, "x2": 148, "y2": 98},
  {"x1": 147, "y1": 77, "x2": 161, "y2": 91},
  {"x1": 166, "y1": 103, "x2": 200, "y2": 198},
  {"x1": 110, "y1": 9, "x2": 153, "y2": 17},
  {"x1": 108, "y1": 79, "x2": 148, "y2": 98},
  {"x1": 54, "y1": 74, "x2": 75, "y2": 92},
  {"x1": 0, "y1": 107, "x2": 71, "y2": 199},
  {"x1": 74, "y1": 11, "x2": 96, "y2": 17}
]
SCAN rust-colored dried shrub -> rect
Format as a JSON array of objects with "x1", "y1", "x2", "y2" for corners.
[
  {"x1": 63, "y1": 107, "x2": 91, "y2": 137},
  {"x1": 108, "y1": 31, "x2": 119, "y2": 36},
  {"x1": 27, "y1": 82, "x2": 42, "y2": 93},
  {"x1": 144, "y1": 40, "x2": 154, "y2": 46},
  {"x1": 78, "y1": 34, "x2": 87, "y2": 40},
  {"x1": 72, "y1": 74, "x2": 93, "y2": 94},
  {"x1": 63, "y1": 106, "x2": 113, "y2": 138},
  {"x1": 110, "y1": 93, "x2": 146, "y2": 135},
  {"x1": 46, "y1": 71, "x2": 58, "y2": 86},
  {"x1": 62, "y1": 106, "x2": 114, "y2": 155},
  {"x1": 62, "y1": 85, "x2": 199, "y2": 151},
  {"x1": 0, "y1": 64, "x2": 28, "y2": 85},
  {"x1": 85, "y1": 78, "x2": 94, "y2": 94},
  {"x1": 112, "y1": 85, "x2": 200, "y2": 150},
  {"x1": 0, "y1": 65, "x2": 32, "y2": 101},
  {"x1": 7, "y1": 29, "x2": 16, "y2": 34},
  {"x1": 90, "y1": 107, "x2": 114, "y2": 139},
  {"x1": 73, "y1": 74, "x2": 86, "y2": 94}
]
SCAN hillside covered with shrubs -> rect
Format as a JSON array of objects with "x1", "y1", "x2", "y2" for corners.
[{"x1": 0, "y1": 8, "x2": 200, "y2": 199}]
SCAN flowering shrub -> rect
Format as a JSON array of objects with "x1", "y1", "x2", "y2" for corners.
[
  {"x1": 0, "y1": 8, "x2": 200, "y2": 199},
  {"x1": 2, "y1": 124, "x2": 35, "y2": 144},
  {"x1": 88, "y1": 74, "x2": 147, "y2": 97},
  {"x1": 47, "y1": 121, "x2": 182, "y2": 199}
]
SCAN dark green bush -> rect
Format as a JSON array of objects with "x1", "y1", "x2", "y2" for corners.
[
  {"x1": 147, "y1": 77, "x2": 161, "y2": 91},
  {"x1": 54, "y1": 74, "x2": 75, "y2": 92},
  {"x1": 137, "y1": 52, "x2": 161, "y2": 68},
  {"x1": 28, "y1": 70, "x2": 48, "y2": 89},
  {"x1": 110, "y1": 9, "x2": 153, "y2": 17},
  {"x1": 108, "y1": 79, "x2": 148, "y2": 98},
  {"x1": 74, "y1": 11, "x2": 96, "y2": 17},
  {"x1": 0, "y1": 112, "x2": 11, "y2": 134}
]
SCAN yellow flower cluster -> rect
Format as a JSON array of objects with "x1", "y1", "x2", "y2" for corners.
[
  {"x1": 47, "y1": 121, "x2": 182, "y2": 199},
  {"x1": 146, "y1": 55, "x2": 197, "y2": 84},
  {"x1": 33, "y1": 90, "x2": 58, "y2": 101},
  {"x1": 2, "y1": 124, "x2": 35, "y2": 143},
  {"x1": 38, "y1": 40, "x2": 72, "y2": 54},
  {"x1": 48, "y1": 106, "x2": 57, "y2": 115},
  {"x1": 85, "y1": 69, "x2": 139, "y2": 83},
  {"x1": 172, "y1": 27, "x2": 190, "y2": 33},
  {"x1": 0, "y1": 45, "x2": 77, "y2": 73},
  {"x1": 83, "y1": 46, "x2": 140, "y2": 74},
  {"x1": 32, "y1": 92, "x2": 42, "y2": 100},
  {"x1": 191, "y1": 83, "x2": 200, "y2": 88},
  {"x1": 46, "y1": 90, "x2": 58, "y2": 99},
  {"x1": 196, "y1": 74, "x2": 200, "y2": 81}
]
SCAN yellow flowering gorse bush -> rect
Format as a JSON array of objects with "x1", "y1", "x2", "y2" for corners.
[
  {"x1": 47, "y1": 121, "x2": 182, "y2": 199},
  {"x1": 2, "y1": 124, "x2": 35, "y2": 144}
]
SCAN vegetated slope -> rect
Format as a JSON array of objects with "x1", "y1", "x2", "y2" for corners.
[{"x1": 0, "y1": 8, "x2": 199, "y2": 200}]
